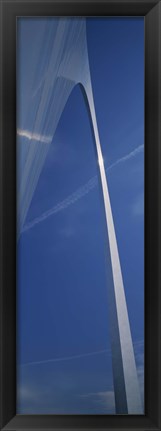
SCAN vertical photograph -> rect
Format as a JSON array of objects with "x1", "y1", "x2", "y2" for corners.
[{"x1": 16, "y1": 17, "x2": 144, "y2": 414}]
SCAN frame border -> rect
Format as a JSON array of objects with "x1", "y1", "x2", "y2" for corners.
[{"x1": 0, "y1": 0, "x2": 161, "y2": 430}]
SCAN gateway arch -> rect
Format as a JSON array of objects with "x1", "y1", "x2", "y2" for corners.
[{"x1": 17, "y1": 17, "x2": 142, "y2": 414}]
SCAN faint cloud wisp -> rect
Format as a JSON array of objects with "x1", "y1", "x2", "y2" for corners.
[
  {"x1": 132, "y1": 192, "x2": 144, "y2": 217},
  {"x1": 17, "y1": 128, "x2": 52, "y2": 144}
]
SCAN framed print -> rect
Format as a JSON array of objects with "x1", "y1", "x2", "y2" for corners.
[{"x1": 0, "y1": 1, "x2": 161, "y2": 430}]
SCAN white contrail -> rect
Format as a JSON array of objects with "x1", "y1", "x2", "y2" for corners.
[
  {"x1": 20, "y1": 348, "x2": 110, "y2": 368},
  {"x1": 22, "y1": 144, "x2": 143, "y2": 234},
  {"x1": 22, "y1": 176, "x2": 97, "y2": 233},
  {"x1": 107, "y1": 144, "x2": 143, "y2": 171},
  {"x1": 18, "y1": 339, "x2": 143, "y2": 368},
  {"x1": 17, "y1": 128, "x2": 52, "y2": 144}
]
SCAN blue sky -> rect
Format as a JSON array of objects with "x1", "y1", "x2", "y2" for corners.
[{"x1": 17, "y1": 17, "x2": 144, "y2": 414}]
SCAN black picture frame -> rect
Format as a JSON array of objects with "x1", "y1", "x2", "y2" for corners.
[{"x1": 0, "y1": 0, "x2": 161, "y2": 430}]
